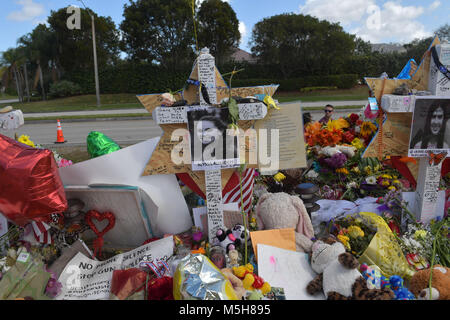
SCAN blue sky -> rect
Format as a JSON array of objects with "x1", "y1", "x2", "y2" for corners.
[{"x1": 1, "y1": 0, "x2": 449, "y2": 54}]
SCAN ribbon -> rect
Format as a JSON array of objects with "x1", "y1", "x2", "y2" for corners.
[
  {"x1": 431, "y1": 46, "x2": 450, "y2": 80},
  {"x1": 84, "y1": 210, "x2": 116, "y2": 259}
]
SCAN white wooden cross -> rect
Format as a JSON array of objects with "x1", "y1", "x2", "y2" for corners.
[{"x1": 153, "y1": 48, "x2": 267, "y2": 242}]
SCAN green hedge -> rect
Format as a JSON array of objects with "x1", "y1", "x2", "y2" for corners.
[
  {"x1": 232, "y1": 74, "x2": 359, "y2": 91},
  {"x1": 65, "y1": 62, "x2": 359, "y2": 94}
]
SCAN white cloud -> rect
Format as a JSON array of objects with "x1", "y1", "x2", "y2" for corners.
[
  {"x1": 428, "y1": 1, "x2": 441, "y2": 11},
  {"x1": 300, "y1": 0, "x2": 375, "y2": 26},
  {"x1": 7, "y1": 0, "x2": 44, "y2": 22},
  {"x1": 299, "y1": 0, "x2": 433, "y2": 43},
  {"x1": 239, "y1": 21, "x2": 247, "y2": 39}
]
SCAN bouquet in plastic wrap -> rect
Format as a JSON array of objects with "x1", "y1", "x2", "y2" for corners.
[{"x1": 328, "y1": 211, "x2": 415, "y2": 280}]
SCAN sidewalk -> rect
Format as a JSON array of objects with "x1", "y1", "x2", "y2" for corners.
[{"x1": 22, "y1": 100, "x2": 367, "y2": 120}]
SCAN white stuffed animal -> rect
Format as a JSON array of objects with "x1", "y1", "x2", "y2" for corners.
[{"x1": 255, "y1": 192, "x2": 314, "y2": 252}]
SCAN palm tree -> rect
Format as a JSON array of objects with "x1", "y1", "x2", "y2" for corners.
[{"x1": 0, "y1": 48, "x2": 24, "y2": 102}]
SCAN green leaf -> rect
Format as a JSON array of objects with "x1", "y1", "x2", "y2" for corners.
[{"x1": 228, "y1": 97, "x2": 239, "y2": 124}]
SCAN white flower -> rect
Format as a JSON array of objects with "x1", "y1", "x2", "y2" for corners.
[
  {"x1": 346, "y1": 181, "x2": 357, "y2": 189},
  {"x1": 366, "y1": 176, "x2": 377, "y2": 184},
  {"x1": 306, "y1": 170, "x2": 319, "y2": 179}
]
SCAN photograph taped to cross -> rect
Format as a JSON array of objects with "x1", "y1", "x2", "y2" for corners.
[
  {"x1": 408, "y1": 96, "x2": 450, "y2": 158},
  {"x1": 187, "y1": 106, "x2": 240, "y2": 171}
]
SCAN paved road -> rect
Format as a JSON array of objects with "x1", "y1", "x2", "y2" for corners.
[
  {"x1": 0, "y1": 99, "x2": 19, "y2": 104},
  {"x1": 1, "y1": 107, "x2": 363, "y2": 147}
]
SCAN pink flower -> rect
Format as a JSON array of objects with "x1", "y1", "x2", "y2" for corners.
[
  {"x1": 364, "y1": 104, "x2": 379, "y2": 119},
  {"x1": 57, "y1": 158, "x2": 73, "y2": 168}
]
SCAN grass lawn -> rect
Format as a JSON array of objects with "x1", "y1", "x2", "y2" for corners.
[
  {"x1": 274, "y1": 85, "x2": 369, "y2": 103},
  {"x1": 5, "y1": 86, "x2": 368, "y2": 114},
  {"x1": 0, "y1": 94, "x2": 18, "y2": 100},
  {"x1": 7, "y1": 93, "x2": 143, "y2": 113}
]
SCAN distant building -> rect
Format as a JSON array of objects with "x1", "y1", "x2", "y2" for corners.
[
  {"x1": 370, "y1": 43, "x2": 407, "y2": 54},
  {"x1": 229, "y1": 48, "x2": 257, "y2": 64}
]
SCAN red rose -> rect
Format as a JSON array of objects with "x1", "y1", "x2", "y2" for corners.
[
  {"x1": 349, "y1": 113, "x2": 359, "y2": 123},
  {"x1": 388, "y1": 221, "x2": 400, "y2": 235},
  {"x1": 356, "y1": 119, "x2": 363, "y2": 126},
  {"x1": 343, "y1": 131, "x2": 355, "y2": 143}
]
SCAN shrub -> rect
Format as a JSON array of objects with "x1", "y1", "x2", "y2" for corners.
[{"x1": 48, "y1": 80, "x2": 82, "y2": 98}]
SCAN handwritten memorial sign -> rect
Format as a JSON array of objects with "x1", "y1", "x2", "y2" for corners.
[{"x1": 56, "y1": 236, "x2": 173, "y2": 300}]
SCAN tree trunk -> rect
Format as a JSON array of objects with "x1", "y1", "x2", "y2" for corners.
[
  {"x1": 12, "y1": 65, "x2": 23, "y2": 102},
  {"x1": 23, "y1": 63, "x2": 31, "y2": 102},
  {"x1": 37, "y1": 61, "x2": 46, "y2": 101}
]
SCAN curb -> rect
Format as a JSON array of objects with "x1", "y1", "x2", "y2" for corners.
[{"x1": 25, "y1": 116, "x2": 153, "y2": 124}]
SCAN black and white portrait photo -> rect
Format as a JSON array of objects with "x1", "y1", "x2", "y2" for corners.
[
  {"x1": 409, "y1": 97, "x2": 450, "y2": 157},
  {"x1": 187, "y1": 107, "x2": 239, "y2": 171}
]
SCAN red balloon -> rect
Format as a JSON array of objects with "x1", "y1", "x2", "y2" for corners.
[{"x1": 0, "y1": 134, "x2": 67, "y2": 226}]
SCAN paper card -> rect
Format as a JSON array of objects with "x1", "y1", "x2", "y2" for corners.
[
  {"x1": 198, "y1": 51, "x2": 217, "y2": 105},
  {"x1": 428, "y1": 44, "x2": 450, "y2": 96},
  {"x1": 193, "y1": 202, "x2": 239, "y2": 231},
  {"x1": 56, "y1": 236, "x2": 174, "y2": 300},
  {"x1": 254, "y1": 103, "x2": 307, "y2": 171},
  {"x1": 368, "y1": 97, "x2": 379, "y2": 111},
  {"x1": 257, "y1": 244, "x2": 325, "y2": 300},
  {"x1": 249, "y1": 228, "x2": 296, "y2": 262},
  {"x1": 58, "y1": 138, "x2": 192, "y2": 237},
  {"x1": 48, "y1": 239, "x2": 94, "y2": 279}
]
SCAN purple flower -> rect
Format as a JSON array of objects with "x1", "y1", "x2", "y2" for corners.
[
  {"x1": 45, "y1": 278, "x2": 62, "y2": 298},
  {"x1": 377, "y1": 204, "x2": 390, "y2": 212},
  {"x1": 324, "y1": 153, "x2": 347, "y2": 169}
]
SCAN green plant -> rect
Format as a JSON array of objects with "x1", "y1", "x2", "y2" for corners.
[{"x1": 48, "y1": 80, "x2": 82, "y2": 98}]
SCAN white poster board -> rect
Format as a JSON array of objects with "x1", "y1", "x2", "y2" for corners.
[
  {"x1": 257, "y1": 244, "x2": 325, "y2": 300},
  {"x1": 56, "y1": 236, "x2": 174, "y2": 300}
]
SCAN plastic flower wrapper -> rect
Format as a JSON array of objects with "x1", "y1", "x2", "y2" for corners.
[
  {"x1": 86, "y1": 131, "x2": 121, "y2": 158},
  {"x1": 173, "y1": 254, "x2": 239, "y2": 300},
  {"x1": 329, "y1": 212, "x2": 415, "y2": 280}
]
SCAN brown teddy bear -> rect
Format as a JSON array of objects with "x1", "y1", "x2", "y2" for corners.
[{"x1": 409, "y1": 265, "x2": 450, "y2": 300}]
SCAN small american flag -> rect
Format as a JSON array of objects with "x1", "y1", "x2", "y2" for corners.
[
  {"x1": 31, "y1": 221, "x2": 53, "y2": 245},
  {"x1": 222, "y1": 168, "x2": 256, "y2": 214}
]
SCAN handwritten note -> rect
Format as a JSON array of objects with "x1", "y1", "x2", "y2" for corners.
[
  {"x1": 428, "y1": 44, "x2": 450, "y2": 96},
  {"x1": 154, "y1": 106, "x2": 187, "y2": 124},
  {"x1": 205, "y1": 169, "x2": 224, "y2": 242},
  {"x1": 414, "y1": 158, "x2": 444, "y2": 223},
  {"x1": 198, "y1": 52, "x2": 217, "y2": 105},
  {"x1": 238, "y1": 102, "x2": 267, "y2": 120}
]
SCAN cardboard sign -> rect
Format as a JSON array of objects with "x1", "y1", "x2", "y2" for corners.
[{"x1": 56, "y1": 236, "x2": 174, "y2": 300}]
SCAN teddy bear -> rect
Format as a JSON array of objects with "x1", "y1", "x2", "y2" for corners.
[
  {"x1": 409, "y1": 265, "x2": 450, "y2": 300},
  {"x1": 232, "y1": 264, "x2": 271, "y2": 295},
  {"x1": 255, "y1": 192, "x2": 314, "y2": 252},
  {"x1": 306, "y1": 239, "x2": 394, "y2": 300}
]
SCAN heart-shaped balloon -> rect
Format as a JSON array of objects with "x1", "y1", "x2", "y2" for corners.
[{"x1": 85, "y1": 210, "x2": 116, "y2": 237}]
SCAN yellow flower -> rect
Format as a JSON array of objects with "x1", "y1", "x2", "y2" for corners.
[
  {"x1": 18, "y1": 135, "x2": 35, "y2": 148},
  {"x1": 348, "y1": 226, "x2": 364, "y2": 238},
  {"x1": 336, "y1": 168, "x2": 349, "y2": 175},
  {"x1": 364, "y1": 166, "x2": 372, "y2": 174},
  {"x1": 337, "y1": 234, "x2": 351, "y2": 249},
  {"x1": 327, "y1": 118, "x2": 350, "y2": 131},
  {"x1": 351, "y1": 138, "x2": 364, "y2": 150},
  {"x1": 381, "y1": 174, "x2": 392, "y2": 179},
  {"x1": 264, "y1": 95, "x2": 280, "y2": 110},
  {"x1": 381, "y1": 180, "x2": 390, "y2": 186},
  {"x1": 360, "y1": 121, "x2": 378, "y2": 137},
  {"x1": 351, "y1": 166, "x2": 360, "y2": 173},
  {"x1": 273, "y1": 172, "x2": 286, "y2": 182},
  {"x1": 388, "y1": 186, "x2": 396, "y2": 191},
  {"x1": 374, "y1": 165, "x2": 381, "y2": 172},
  {"x1": 414, "y1": 230, "x2": 427, "y2": 240}
]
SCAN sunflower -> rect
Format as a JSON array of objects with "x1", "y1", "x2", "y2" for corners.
[{"x1": 360, "y1": 121, "x2": 378, "y2": 137}]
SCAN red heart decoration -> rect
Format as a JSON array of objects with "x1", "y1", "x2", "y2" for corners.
[{"x1": 85, "y1": 210, "x2": 116, "y2": 237}]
